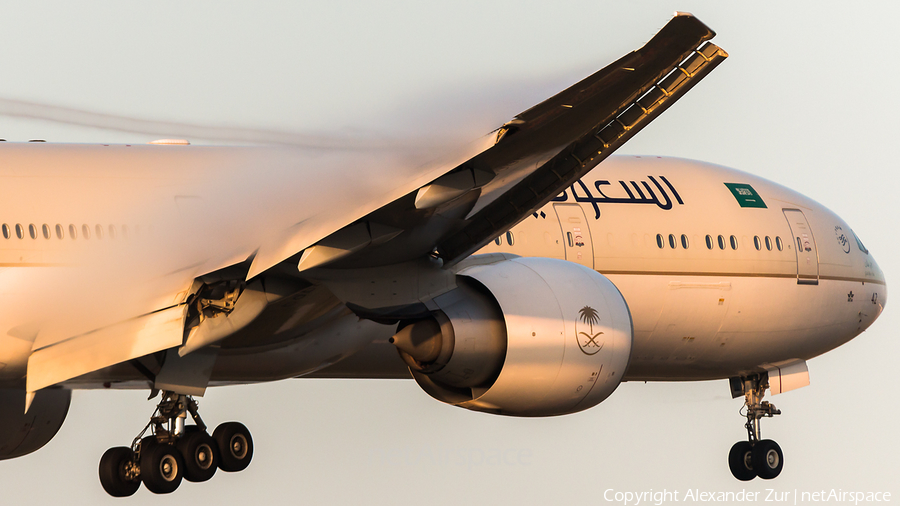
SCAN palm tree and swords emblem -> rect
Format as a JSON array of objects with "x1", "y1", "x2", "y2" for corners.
[{"x1": 576, "y1": 306, "x2": 604, "y2": 355}]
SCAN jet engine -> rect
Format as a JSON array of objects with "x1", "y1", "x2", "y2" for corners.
[
  {"x1": 392, "y1": 257, "x2": 632, "y2": 416},
  {"x1": 0, "y1": 388, "x2": 71, "y2": 460}
]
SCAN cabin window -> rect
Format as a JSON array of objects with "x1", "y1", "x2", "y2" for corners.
[
  {"x1": 730, "y1": 235, "x2": 738, "y2": 250},
  {"x1": 494, "y1": 237, "x2": 501, "y2": 246},
  {"x1": 705, "y1": 235, "x2": 713, "y2": 249},
  {"x1": 681, "y1": 234, "x2": 689, "y2": 249},
  {"x1": 1, "y1": 224, "x2": 9, "y2": 239},
  {"x1": 42, "y1": 224, "x2": 50, "y2": 239},
  {"x1": 506, "y1": 231, "x2": 514, "y2": 246},
  {"x1": 69, "y1": 224, "x2": 77, "y2": 239},
  {"x1": 656, "y1": 234, "x2": 664, "y2": 249},
  {"x1": 55, "y1": 224, "x2": 64, "y2": 239},
  {"x1": 108, "y1": 225, "x2": 117, "y2": 239},
  {"x1": 668, "y1": 234, "x2": 676, "y2": 249},
  {"x1": 796, "y1": 237, "x2": 802, "y2": 251},
  {"x1": 28, "y1": 224, "x2": 37, "y2": 239},
  {"x1": 753, "y1": 236, "x2": 761, "y2": 250},
  {"x1": 776, "y1": 236, "x2": 783, "y2": 251},
  {"x1": 765, "y1": 236, "x2": 773, "y2": 251},
  {"x1": 568, "y1": 232, "x2": 575, "y2": 247},
  {"x1": 717, "y1": 235, "x2": 725, "y2": 250},
  {"x1": 95, "y1": 224, "x2": 103, "y2": 239},
  {"x1": 15, "y1": 224, "x2": 23, "y2": 239},
  {"x1": 82, "y1": 224, "x2": 91, "y2": 239}
]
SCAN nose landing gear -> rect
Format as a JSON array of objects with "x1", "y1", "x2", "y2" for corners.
[
  {"x1": 727, "y1": 375, "x2": 784, "y2": 481},
  {"x1": 98, "y1": 391, "x2": 254, "y2": 497}
]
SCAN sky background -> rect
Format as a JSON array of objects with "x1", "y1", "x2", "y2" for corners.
[{"x1": 0, "y1": 1, "x2": 897, "y2": 504}]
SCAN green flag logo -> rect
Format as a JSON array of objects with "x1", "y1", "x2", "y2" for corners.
[{"x1": 725, "y1": 183, "x2": 767, "y2": 208}]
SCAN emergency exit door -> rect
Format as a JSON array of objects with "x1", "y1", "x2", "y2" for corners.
[
  {"x1": 553, "y1": 204, "x2": 594, "y2": 269},
  {"x1": 783, "y1": 209, "x2": 818, "y2": 285}
]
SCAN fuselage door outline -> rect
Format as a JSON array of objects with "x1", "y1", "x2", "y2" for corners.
[
  {"x1": 783, "y1": 208, "x2": 819, "y2": 285},
  {"x1": 553, "y1": 204, "x2": 594, "y2": 269}
]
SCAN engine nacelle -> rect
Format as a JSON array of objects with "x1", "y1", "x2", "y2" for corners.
[
  {"x1": 0, "y1": 388, "x2": 71, "y2": 460},
  {"x1": 393, "y1": 257, "x2": 633, "y2": 416}
]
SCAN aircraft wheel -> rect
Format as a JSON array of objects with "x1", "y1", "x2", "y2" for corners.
[
  {"x1": 140, "y1": 444, "x2": 185, "y2": 494},
  {"x1": 178, "y1": 430, "x2": 219, "y2": 482},
  {"x1": 728, "y1": 441, "x2": 756, "y2": 481},
  {"x1": 140, "y1": 435, "x2": 158, "y2": 456},
  {"x1": 213, "y1": 422, "x2": 253, "y2": 472},
  {"x1": 752, "y1": 439, "x2": 783, "y2": 479},
  {"x1": 99, "y1": 447, "x2": 140, "y2": 497}
]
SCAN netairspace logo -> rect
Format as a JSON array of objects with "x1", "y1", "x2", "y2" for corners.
[{"x1": 603, "y1": 488, "x2": 892, "y2": 505}]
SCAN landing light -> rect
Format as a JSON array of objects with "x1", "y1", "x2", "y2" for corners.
[{"x1": 149, "y1": 139, "x2": 190, "y2": 145}]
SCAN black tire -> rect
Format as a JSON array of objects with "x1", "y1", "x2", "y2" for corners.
[
  {"x1": 139, "y1": 435, "x2": 157, "y2": 457},
  {"x1": 728, "y1": 441, "x2": 756, "y2": 481},
  {"x1": 99, "y1": 447, "x2": 140, "y2": 497},
  {"x1": 213, "y1": 422, "x2": 253, "y2": 472},
  {"x1": 177, "y1": 430, "x2": 219, "y2": 482},
  {"x1": 753, "y1": 439, "x2": 784, "y2": 479},
  {"x1": 140, "y1": 443, "x2": 185, "y2": 494}
]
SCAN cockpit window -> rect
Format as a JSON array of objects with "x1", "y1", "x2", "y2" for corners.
[{"x1": 853, "y1": 230, "x2": 869, "y2": 255}]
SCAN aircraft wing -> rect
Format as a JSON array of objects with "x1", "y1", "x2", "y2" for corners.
[
  {"x1": 248, "y1": 12, "x2": 727, "y2": 278},
  {"x1": 24, "y1": 13, "x2": 726, "y2": 396},
  {"x1": 27, "y1": 306, "x2": 185, "y2": 395}
]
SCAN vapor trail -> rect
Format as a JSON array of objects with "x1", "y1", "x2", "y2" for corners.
[{"x1": 0, "y1": 97, "x2": 394, "y2": 150}]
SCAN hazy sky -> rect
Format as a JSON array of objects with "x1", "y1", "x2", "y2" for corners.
[{"x1": 0, "y1": 2, "x2": 897, "y2": 504}]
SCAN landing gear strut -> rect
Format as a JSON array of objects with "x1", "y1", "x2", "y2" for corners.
[
  {"x1": 727, "y1": 375, "x2": 784, "y2": 481},
  {"x1": 98, "y1": 391, "x2": 254, "y2": 497}
]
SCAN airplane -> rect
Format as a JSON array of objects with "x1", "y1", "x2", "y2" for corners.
[{"x1": 0, "y1": 12, "x2": 885, "y2": 496}]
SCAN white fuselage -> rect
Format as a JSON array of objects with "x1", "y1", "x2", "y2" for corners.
[
  {"x1": 0, "y1": 147, "x2": 886, "y2": 388},
  {"x1": 480, "y1": 156, "x2": 886, "y2": 380}
]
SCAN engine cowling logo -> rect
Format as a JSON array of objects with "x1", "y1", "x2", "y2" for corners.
[{"x1": 576, "y1": 306, "x2": 604, "y2": 355}]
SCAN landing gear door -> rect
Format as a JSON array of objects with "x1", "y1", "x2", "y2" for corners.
[
  {"x1": 553, "y1": 204, "x2": 594, "y2": 269},
  {"x1": 783, "y1": 209, "x2": 818, "y2": 285}
]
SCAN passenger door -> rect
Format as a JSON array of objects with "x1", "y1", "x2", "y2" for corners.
[
  {"x1": 783, "y1": 209, "x2": 819, "y2": 285},
  {"x1": 553, "y1": 204, "x2": 594, "y2": 269}
]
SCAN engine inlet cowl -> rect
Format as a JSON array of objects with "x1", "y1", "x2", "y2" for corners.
[{"x1": 398, "y1": 257, "x2": 633, "y2": 417}]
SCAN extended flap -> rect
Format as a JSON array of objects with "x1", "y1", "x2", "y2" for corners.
[{"x1": 26, "y1": 305, "x2": 186, "y2": 393}]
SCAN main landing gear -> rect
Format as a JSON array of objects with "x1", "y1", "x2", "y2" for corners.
[
  {"x1": 727, "y1": 375, "x2": 783, "y2": 481},
  {"x1": 98, "y1": 391, "x2": 254, "y2": 497}
]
